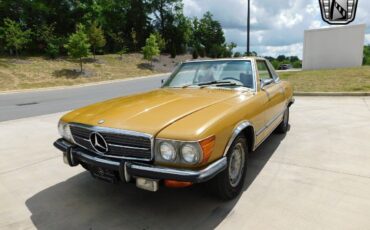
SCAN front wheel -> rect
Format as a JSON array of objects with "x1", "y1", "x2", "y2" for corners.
[{"x1": 210, "y1": 136, "x2": 248, "y2": 200}]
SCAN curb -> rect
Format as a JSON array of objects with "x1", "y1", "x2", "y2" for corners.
[
  {"x1": 0, "y1": 73, "x2": 170, "y2": 95},
  {"x1": 294, "y1": 92, "x2": 370, "y2": 96}
]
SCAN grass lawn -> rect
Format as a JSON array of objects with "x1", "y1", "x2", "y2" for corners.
[
  {"x1": 1, "y1": 54, "x2": 370, "y2": 93},
  {"x1": 0, "y1": 54, "x2": 161, "y2": 91},
  {"x1": 280, "y1": 66, "x2": 370, "y2": 92}
]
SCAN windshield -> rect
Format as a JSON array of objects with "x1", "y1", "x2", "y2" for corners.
[{"x1": 163, "y1": 60, "x2": 254, "y2": 90}]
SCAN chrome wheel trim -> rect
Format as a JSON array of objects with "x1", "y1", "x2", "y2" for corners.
[
  {"x1": 283, "y1": 109, "x2": 289, "y2": 126},
  {"x1": 228, "y1": 142, "x2": 245, "y2": 187}
]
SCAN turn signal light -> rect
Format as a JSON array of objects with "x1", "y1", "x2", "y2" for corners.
[
  {"x1": 164, "y1": 180, "x2": 193, "y2": 188},
  {"x1": 199, "y1": 135, "x2": 216, "y2": 164}
]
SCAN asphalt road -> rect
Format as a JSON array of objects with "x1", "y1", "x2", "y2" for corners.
[
  {"x1": 1, "y1": 97, "x2": 370, "y2": 229},
  {"x1": 0, "y1": 74, "x2": 168, "y2": 122}
]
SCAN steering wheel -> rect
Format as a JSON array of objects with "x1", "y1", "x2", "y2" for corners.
[{"x1": 222, "y1": 77, "x2": 244, "y2": 85}]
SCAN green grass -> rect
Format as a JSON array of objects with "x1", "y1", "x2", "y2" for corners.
[
  {"x1": 280, "y1": 66, "x2": 370, "y2": 92},
  {"x1": 0, "y1": 54, "x2": 160, "y2": 91}
]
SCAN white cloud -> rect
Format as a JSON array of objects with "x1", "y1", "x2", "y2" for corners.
[{"x1": 183, "y1": 0, "x2": 370, "y2": 58}]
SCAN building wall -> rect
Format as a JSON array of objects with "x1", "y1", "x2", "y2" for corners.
[{"x1": 303, "y1": 24, "x2": 366, "y2": 70}]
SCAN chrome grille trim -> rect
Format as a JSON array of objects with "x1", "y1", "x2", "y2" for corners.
[{"x1": 69, "y1": 123, "x2": 154, "y2": 162}]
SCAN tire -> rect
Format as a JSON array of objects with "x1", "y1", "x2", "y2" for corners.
[
  {"x1": 276, "y1": 107, "x2": 289, "y2": 134},
  {"x1": 210, "y1": 136, "x2": 248, "y2": 200}
]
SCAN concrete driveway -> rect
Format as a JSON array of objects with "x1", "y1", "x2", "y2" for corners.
[{"x1": 1, "y1": 97, "x2": 370, "y2": 230}]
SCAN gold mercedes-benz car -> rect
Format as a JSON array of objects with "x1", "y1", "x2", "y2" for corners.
[{"x1": 54, "y1": 57, "x2": 294, "y2": 200}]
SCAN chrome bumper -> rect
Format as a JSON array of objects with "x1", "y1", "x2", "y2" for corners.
[{"x1": 54, "y1": 138, "x2": 227, "y2": 183}]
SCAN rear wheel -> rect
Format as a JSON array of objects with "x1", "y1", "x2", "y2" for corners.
[
  {"x1": 276, "y1": 108, "x2": 289, "y2": 134},
  {"x1": 210, "y1": 136, "x2": 248, "y2": 200}
]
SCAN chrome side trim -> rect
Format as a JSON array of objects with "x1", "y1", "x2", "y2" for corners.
[
  {"x1": 253, "y1": 108, "x2": 286, "y2": 151},
  {"x1": 255, "y1": 108, "x2": 286, "y2": 137},
  {"x1": 223, "y1": 121, "x2": 255, "y2": 156},
  {"x1": 69, "y1": 123, "x2": 154, "y2": 162}
]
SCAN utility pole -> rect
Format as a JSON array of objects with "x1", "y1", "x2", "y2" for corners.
[{"x1": 247, "y1": 0, "x2": 250, "y2": 56}]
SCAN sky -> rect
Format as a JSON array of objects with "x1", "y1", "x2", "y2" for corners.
[{"x1": 183, "y1": 0, "x2": 370, "y2": 58}]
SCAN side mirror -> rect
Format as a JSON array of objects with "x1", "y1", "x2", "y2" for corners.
[
  {"x1": 260, "y1": 78, "x2": 274, "y2": 89},
  {"x1": 161, "y1": 78, "x2": 168, "y2": 86}
]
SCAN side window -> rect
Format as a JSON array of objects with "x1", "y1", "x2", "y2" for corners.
[
  {"x1": 257, "y1": 60, "x2": 273, "y2": 80},
  {"x1": 266, "y1": 60, "x2": 280, "y2": 81}
]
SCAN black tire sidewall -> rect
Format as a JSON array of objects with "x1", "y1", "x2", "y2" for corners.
[{"x1": 212, "y1": 136, "x2": 248, "y2": 200}]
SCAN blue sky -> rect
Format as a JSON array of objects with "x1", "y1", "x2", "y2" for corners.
[{"x1": 183, "y1": 0, "x2": 370, "y2": 58}]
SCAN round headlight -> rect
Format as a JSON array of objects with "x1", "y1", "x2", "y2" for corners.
[
  {"x1": 58, "y1": 121, "x2": 74, "y2": 143},
  {"x1": 181, "y1": 144, "x2": 201, "y2": 164},
  {"x1": 159, "y1": 142, "x2": 176, "y2": 161}
]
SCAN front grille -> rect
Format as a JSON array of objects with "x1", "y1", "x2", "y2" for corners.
[{"x1": 70, "y1": 124, "x2": 152, "y2": 161}]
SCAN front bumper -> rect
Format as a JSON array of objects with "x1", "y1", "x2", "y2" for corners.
[{"x1": 54, "y1": 138, "x2": 227, "y2": 183}]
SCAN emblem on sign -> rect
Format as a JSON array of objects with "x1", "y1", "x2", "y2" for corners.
[{"x1": 319, "y1": 0, "x2": 359, "y2": 25}]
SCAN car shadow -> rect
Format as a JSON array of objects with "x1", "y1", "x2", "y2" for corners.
[{"x1": 25, "y1": 133, "x2": 287, "y2": 230}]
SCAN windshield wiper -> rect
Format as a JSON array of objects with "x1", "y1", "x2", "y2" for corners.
[
  {"x1": 181, "y1": 84, "x2": 196, "y2": 88},
  {"x1": 197, "y1": 80, "x2": 232, "y2": 86},
  {"x1": 198, "y1": 80, "x2": 244, "y2": 88}
]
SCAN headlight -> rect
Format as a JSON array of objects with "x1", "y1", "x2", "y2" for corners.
[
  {"x1": 181, "y1": 144, "x2": 201, "y2": 164},
  {"x1": 155, "y1": 136, "x2": 215, "y2": 165},
  {"x1": 159, "y1": 141, "x2": 176, "y2": 161},
  {"x1": 58, "y1": 121, "x2": 74, "y2": 143}
]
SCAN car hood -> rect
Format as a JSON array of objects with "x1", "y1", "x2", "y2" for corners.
[{"x1": 62, "y1": 88, "x2": 245, "y2": 136}]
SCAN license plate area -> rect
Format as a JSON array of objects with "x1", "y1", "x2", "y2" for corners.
[{"x1": 90, "y1": 165, "x2": 119, "y2": 184}]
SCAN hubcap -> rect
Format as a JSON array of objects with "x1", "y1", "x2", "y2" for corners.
[{"x1": 228, "y1": 142, "x2": 245, "y2": 187}]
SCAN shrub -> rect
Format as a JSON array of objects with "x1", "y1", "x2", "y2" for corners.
[{"x1": 45, "y1": 39, "x2": 60, "y2": 59}]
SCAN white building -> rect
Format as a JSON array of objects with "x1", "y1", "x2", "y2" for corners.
[{"x1": 303, "y1": 24, "x2": 366, "y2": 70}]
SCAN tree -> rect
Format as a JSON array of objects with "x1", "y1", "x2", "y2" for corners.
[
  {"x1": 277, "y1": 55, "x2": 286, "y2": 62},
  {"x1": 127, "y1": 0, "x2": 152, "y2": 51},
  {"x1": 234, "y1": 52, "x2": 242, "y2": 58},
  {"x1": 109, "y1": 31, "x2": 127, "y2": 60},
  {"x1": 33, "y1": 23, "x2": 56, "y2": 52},
  {"x1": 289, "y1": 56, "x2": 299, "y2": 62},
  {"x1": 45, "y1": 38, "x2": 62, "y2": 59},
  {"x1": 87, "y1": 21, "x2": 106, "y2": 60},
  {"x1": 154, "y1": 32, "x2": 165, "y2": 54},
  {"x1": 150, "y1": 0, "x2": 192, "y2": 54},
  {"x1": 64, "y1": 24, "x2": 91, "y2": 73},
  {"x1": 131, "y1": 29, "x2": 138, "y2": 51},
  {"x1": 1, "y1": 18, "x2": 31, "y2": 57},
  {"x1": 363, "y1": 45, "x2": 370, "y2": 65},
  {"x1": 142, "y1": 34, "x2": 160, "y2": 67},
  {"x1": 224, "y1": 42, "x2": 237, "y2": 58},
  {"x1": 149, "y1": 0, "x2": 182, "y2": 36},
  {"x1": 193, "y1": 12, "x2": 226, "y2": 57}
]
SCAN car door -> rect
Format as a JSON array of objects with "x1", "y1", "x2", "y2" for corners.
[{"x1": 256, "y1": 60, "x2": 286, "y2": 142}]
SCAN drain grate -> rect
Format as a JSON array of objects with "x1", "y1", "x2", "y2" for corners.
[{"x1": 16, "y1": 102, "x2": 39, "y2": 106}]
